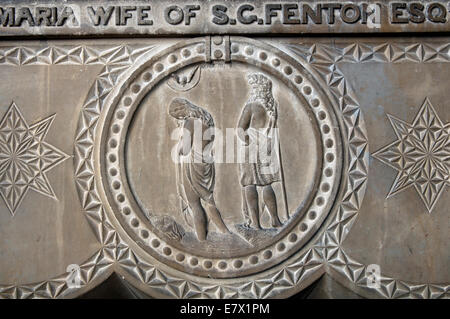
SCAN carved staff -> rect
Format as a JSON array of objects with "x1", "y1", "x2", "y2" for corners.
[
  {"x1": 175, "y1": 158, "x2": 184, "y2": 211},
  {"x1": 276, "y1": 128, "x2": 290, "y2": 219}
]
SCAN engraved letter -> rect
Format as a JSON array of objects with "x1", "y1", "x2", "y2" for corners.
[
  {"x1": 57, "y1": 6, "x2": 77, "y2": 26},
  {"x1": 302, "y1": 4, "x2": 322, "y2": 24},
  {"x1": 237, "y1": 4, "x2": 257, "y2": 24},
  {"x1": 265, "y1": 4, "x2": 282, "y2": 24},
  {"x1": 137, "y1": 6, "x2": 153, "y2": 25},
  {"x1": 391, "y1": 3, "x2": 408, "y2": 23},
  {"x1": 322, "y1": 3, "x2": 341, "y2": 24},
  {"x1": 165, "y1": 5, "x2": 184, "y2": 25},
  {"x1": 212, "y1": 5, "x2": 229, "y2": 25},
  {"x1": 427, "y1": 3, "x2": 446, "y2": 23},
  {"x1": 87, "y1": 6, "x2": 114, "y2": 26},
  {"x1": 0, "y1": 7, "x2": 15, "y2": 26},
  {"x1": 35, "y1": 7, "x2": 54, "y2": 26},
  {"x1": 341, "y1": 4, "x2": 361, "y2": 24},
  {"x1": 16, "y1": 7, "x2": 35, "y2": 27},
  {"x1": 185, "y1": 5, "x2": 200, "y2": 25},
  {"x1": 119, "y1": 6, "x2": 136, "y2": 26},
  {"x1": 282, "y1": 4, "x2": 300, "y2": 24},
  {"x1": 408, "y1": 3, "x2": 425, "y2": 23}
]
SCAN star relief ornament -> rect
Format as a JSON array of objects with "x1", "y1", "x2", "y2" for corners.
[
  {"x1": 0, "y1": 102, "x2": 70, "y2": 216},
  {"x1": 373, "y1": 98, "x2": 450, "y2": 213}
]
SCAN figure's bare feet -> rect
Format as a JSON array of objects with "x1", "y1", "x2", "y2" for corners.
[
  {"x1": 250, "y1": 223, "x2": 261, "y2": 230},
  {"x1": 219, "y1": 225, "x2": 232, "y2": 234},
  {"x1": 271, "y1": 218, "x2": 282, "y2": 228}
]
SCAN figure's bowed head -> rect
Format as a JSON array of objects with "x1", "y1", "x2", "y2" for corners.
[{"x1": 169, "y1": 97, "x2": 191, "y2": 120}]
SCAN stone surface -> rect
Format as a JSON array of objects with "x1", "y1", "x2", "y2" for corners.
[{"x1": 0, "y1": 1, "x2": 448, "y2": 300}]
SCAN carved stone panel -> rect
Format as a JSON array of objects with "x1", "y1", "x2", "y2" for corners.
[{"x1": 0, "y1": 1, "x2": 448, "y2": 300}]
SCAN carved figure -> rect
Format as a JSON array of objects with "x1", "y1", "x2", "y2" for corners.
[
  {"x1": 169, "y1": 98, "x2": 230, "y2": 241},
  {"x1": 237, "y1": 73, "x2": 285, "y2": 229}
]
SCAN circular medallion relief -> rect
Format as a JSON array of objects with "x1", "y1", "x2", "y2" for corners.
[{"x1": 98, "y1": 38, "x2": 343, "y2": 279}]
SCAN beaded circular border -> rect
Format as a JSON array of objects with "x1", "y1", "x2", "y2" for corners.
[{"x1": 98, "y1": 38, "x2": 343, "y2": 279}]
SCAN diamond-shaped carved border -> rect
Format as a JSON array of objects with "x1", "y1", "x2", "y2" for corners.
[
  {"x1": 0, "y1": 43, "x2": 155, "y2": 299},
  {"x1": 288, "y1": 42, "x2": 449, "y2": 299}
]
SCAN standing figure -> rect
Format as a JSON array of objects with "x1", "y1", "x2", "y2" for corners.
[
  {"x1": 169, "y1": 98, "x2": 230, "y2": 241},
  {"x1": 237, "y1": 73, "x2": 283, "y2": 229}
]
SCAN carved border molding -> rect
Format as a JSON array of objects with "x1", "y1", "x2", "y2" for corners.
[
  {"x1": 0, "y1": 42, "x2": 450, "y2": 68},
  {"x1": 288, "y1": 42, "x2": 450, "y2": 299}
]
